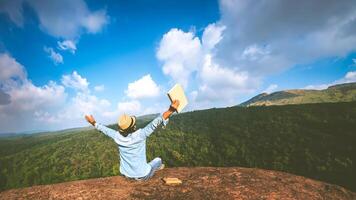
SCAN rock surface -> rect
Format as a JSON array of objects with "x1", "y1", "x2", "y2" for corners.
[{"x1": 1, "y1": 167, "x2": 355, "y2": 200}]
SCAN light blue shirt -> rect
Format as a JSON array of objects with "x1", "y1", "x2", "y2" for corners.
[{"x1": 94, "y1": 115, "x2": 169, "y2": 178}]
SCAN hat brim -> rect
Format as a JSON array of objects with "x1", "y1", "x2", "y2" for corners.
[{"x1": 130, "y1": 116, "x2": 136, "y2": 129}]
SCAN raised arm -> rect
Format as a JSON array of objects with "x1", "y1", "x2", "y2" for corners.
[
  {"x1": 85, "y1": 115, "x2": 119, "y2": 141},
  {"x1": 140, "y1": 100, "x2": 179, "y2": 138}
]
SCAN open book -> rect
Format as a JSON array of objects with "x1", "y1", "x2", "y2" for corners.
[{"x1": 167, "y1": 84, "x2": 188, "y2": 113}]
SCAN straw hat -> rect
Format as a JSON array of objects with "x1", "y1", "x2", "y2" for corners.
[{"x1": 118, "y1": 114, "x2": 136, "y2": 132}]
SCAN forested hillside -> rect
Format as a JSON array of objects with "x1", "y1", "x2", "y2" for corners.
[
  {"x1": 240, "y1": 82, "x2": 356, "y2": 106},
  {"x1": 0, "y1": 102, "x2": 355, "y2": 192}
]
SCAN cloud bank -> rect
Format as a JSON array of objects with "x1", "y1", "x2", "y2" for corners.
[
  {"x1": 0, "y1": 0, "x2": 109, "y2": 61},
  {"x1": 1, "y1": 0, "x2": 356, "y2": 132},
  {"x1": 156, "y1": 0, "x2": 356, "y2": 109},
  {"x1": 0, "y1": 0, "x2": 109, "y2": 39},
  {"x1": 0, "y1": 53, "x2": 116, "y2": 132}
]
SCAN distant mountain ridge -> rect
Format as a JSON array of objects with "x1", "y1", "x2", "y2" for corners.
[{"x1": 240, "y1": 82, "x2": 356, "y2": 107}]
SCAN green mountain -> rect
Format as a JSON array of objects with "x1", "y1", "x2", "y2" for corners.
[
  {"x1": 240, "y1": 82, "x2": 356, "y2": 106},
  {"x1": 0, "y1": 102, "x2": 355, "y2": 192}
]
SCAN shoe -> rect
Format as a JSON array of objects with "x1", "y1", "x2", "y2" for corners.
[{"x1": 158, "y1": 164, "x2": 165, "y2": 171}]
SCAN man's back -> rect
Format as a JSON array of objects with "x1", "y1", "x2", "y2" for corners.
[
  {"x1": 95, "y1": 115, "x2": 169, "y2": 178},
  {"x1": 118, "y1": 129, "x2": 151, "y2": 178}
]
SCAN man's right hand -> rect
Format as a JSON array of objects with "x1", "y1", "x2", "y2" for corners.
[
  {"x1": 85, "y1": 115, "x2": 96, "y2": 126},
  {"x1": 163, "y1": 100, "x2": 180, "y2": 120}
]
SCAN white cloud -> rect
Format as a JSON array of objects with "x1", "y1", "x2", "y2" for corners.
[
  {"x1": 215, "y1": 0, "x2": 356, "y2": 76},
  {"x1": 304, "y1": 84, "x2": 330, "y2": 90},
  {"x1": 196, "y1": 54, "x2": 256, "y2": 102},
  {"x1": 340, "y1": 71, "x2": 356, "y2": 83},
  {"x1": 241, "y1": 45, "x2": 270, "y2": 61},
  {"x1": 61, "y1": 71, "x2": 89, "y2": 91},
  {"x1": 44, "y1": 46, "x2": 63, "y2": 65},
  {"x1": 0, "y1": 0, "x2": 109, "y2": 39},
  {"x1": 8, "y1": 80, "x2": 66, "y2": 111},
  {"x1": 33, "y1": 72, "x2": 114, "y2": 128},
  {"x1": 0, "y1": 53, "x2": 67, "y2": 132},
  {"x1": 0, "y1": 90, "x2": 11, "y2": 105},
  {"x1": 28, "y1": 71, "x2": 115, "y2": 127},
  {"x1": 263, "y1": 84, "x2": 278, "y2": 94},
  {"x1": 0, "y1": 55, "x2": 121, "y2": 132},
  {"x1": 27, "y1": 0, "x2": 108, "y2": 39},
  {"x1": 34, "y1": 110, "x2": 60, "y2": 123},
  {"x1": 1, "y1": 1, "x2": 109, "y2": 67},
  {"x1": 34, "y1": 91, "x2": 112, "y2": 127},
  {"x1": 0, "y1": 53, "x2": 26, "y2": 83},
  {"x1": 304, "y1": 71, "x2": 356, "y2": 90},
  {"x1": 94, "y1": 85, "x2": 105, "y2": 92},
  {"x1": 57, "y1": 40, "x2": 77, "y2": 54},
  {"x1": 202, "y1": 23, "x2": 226, "y2": 51},
  {"x1": 82, "y1": 10, "x2": 108, "y2": 34},
  {"x1": 110, "y1": 75, "x2": 163, "y2": 118},
  {"x1": 156, "y1": 0, "x2": 356, "y2": 109},
  {"x1": 68, "y1": 92, "x2": 111, "y2": 117},
  {"x1": 117, "y1": 100, "x2": 141, "y2": 115},
  {"x1": 0, "y1": 0, "x2": 24, "y2": 27},
  {"x1": 157, "y1": 24, "x2": 257, "y2": 107},
  {"x1": 125, "y1": 74, "x2": 160, "y2": 99},
  {"x1": 0, "y1": 60, "x2": 166, "y2": 132},
  {"x1": 157, "y1": 28, "x2": 202, "y2": 88},
  {"x1": 141, "y1": 102, "x2": 164, "y2": 116}
]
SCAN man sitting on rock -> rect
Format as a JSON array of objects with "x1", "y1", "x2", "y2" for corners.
[{"x1": 84, "y1": 100, "x2": 179, "y2": 180}]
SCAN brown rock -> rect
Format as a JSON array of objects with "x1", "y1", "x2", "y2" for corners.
[{"x1": 0, "y1": 167, "x2": 355, "y2": 200}]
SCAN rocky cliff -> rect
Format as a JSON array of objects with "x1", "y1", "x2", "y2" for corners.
[{"x1": 1, "y1": 167, "x2": 355, "y2": 200}]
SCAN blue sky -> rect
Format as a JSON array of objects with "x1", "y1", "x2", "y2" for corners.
[{"x1": 0, "y1": 0, "x2": 355, "y2": 133}]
